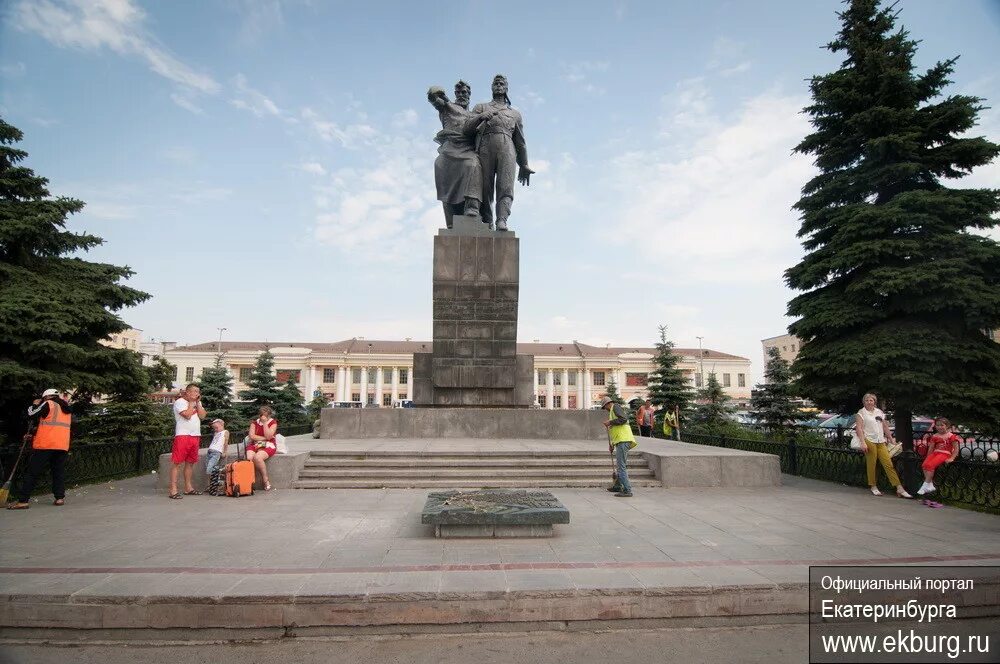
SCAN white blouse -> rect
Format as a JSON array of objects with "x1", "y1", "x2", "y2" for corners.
[{"x1": 857, "y1": 407, "x2": 887, "y2": 443}]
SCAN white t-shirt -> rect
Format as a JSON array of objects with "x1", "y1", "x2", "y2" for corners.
[
  {"x1": 173, "y1": 398, "x2": 201, "y2": 436},
  {"x1": 208, "y1": 430, "x2": 229, "y2": 453},
  {"x1": 857, "y1": 407, "x2": 886, "y2": 444}
]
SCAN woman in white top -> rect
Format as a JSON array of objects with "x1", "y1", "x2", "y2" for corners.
[{"x1": 855, "y1": 393, "x2": 911, "y2": 498}]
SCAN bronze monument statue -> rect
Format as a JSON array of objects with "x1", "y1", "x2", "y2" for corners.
[
  {"x1": 426, "y1": 85, "x2": 483, "y2": 229},
  {"x1": 467, "y1": 74, "x2": 534, "y2": 232}
]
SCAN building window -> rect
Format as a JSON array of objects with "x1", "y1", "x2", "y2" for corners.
[
  {"x1": 538, "y1": 395, "x2": 546, "y2": 408},
  {"x1": 625, "y1": 373, "x2": 648, "y2": 387},
  {"x1": 185, "y1": 367, "x2": 195, "y2": 382},
  {"x1": 276, "y1": 369, "x2": 301, "y2": 384},
  {"x1": 568, "y1": 371, "x2": 577, "y2": 386},
  {"x1": 351, "y1": 392, "x2": 360, "y2": 402},
  {"x1": 352, "y1": 368, "x2": 361, "y2": 384},
  {"x1": 553, "y1": 395, "x2": 562, "y2": 408},
  {"x1": 399, "y1": 393, "x2": 407, "y2": 400},
  {"x1": 323, "y1": 368, "x2": 336, "y2": 383},
  {"x1": 568, "y1": 395, "x2": 577, "y2": 409},
  {"x1": 592, "y1": 371, "x2": 606, "y2": 386},
  {"x1": 695, "y1": 373, "x2": 703, "y2": 388},
  {"x1": 738, "y1": 373, "x2": 746, "y2": 387},
  {"x1": 723, "y1": 373, "x2": 731, "y2": 387},
  {"x1": 239, "y1": 367, "x2": 252, "y2": 382},
  {"x1": 553, "y1": 372, "x2": 562, "y2": 386},
  {"x1": 367, "y1": 393, "x2": 375, "y2": 405},
  {"x1": 399, "y1": 369, "x2": 408, "y2": 385},
  {"x1": 537, "y1": 370, "x2": 545, "y2": 385},
  {"x1": 383, "y1": 394, "x2": 391, "y2": 406},
  {"x1": 174, "y1": 366, "x2": 180, "y2": 381},
  {"x1": 367, "y1": 369, "x2": 376, "y2": 385}
]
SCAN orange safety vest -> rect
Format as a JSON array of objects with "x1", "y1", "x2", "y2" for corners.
[{"x1": 33, "y1": 403, "x2": 71, "y2": 451}]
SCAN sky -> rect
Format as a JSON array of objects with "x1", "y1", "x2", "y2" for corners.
[{"x1": 1, "y1": 0, "x2": 998, "y2": 383}]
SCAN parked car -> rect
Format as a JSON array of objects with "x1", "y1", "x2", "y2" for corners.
[
  {"x1": 328, "y1": 401, "x2": 363, "y2": 409},
  {"x1": 393, "y1": 399, "x2": 415, "y2": 408}
]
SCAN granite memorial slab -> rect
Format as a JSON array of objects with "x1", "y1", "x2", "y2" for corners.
[{"x1": 421, "y1": 489, "x2": 570, "y2": 538}]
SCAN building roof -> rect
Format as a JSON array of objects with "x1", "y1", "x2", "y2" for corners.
[{"x1": 172, "y1": 339, "x2": 749, "y2": 361}]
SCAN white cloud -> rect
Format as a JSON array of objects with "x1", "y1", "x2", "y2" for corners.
[
  {"x1": 300, "y1": 162, "x2": 326, "y2": 176},
  {"x1": 707, "y1": 37, "x2": 752, "y2": 77},
  {"x1": 0, "y1": 62, "x2": 27, "y2": 77},
  {"x1": 610, "y1": 85, "x2": 814, "y2": 285},
  {"x1": 170, "y1": 91, "x2": 204, "y2": 115},
  {"x1": 13, "y1": 0, "x2": 218, "y2": 93},
  {"x1": 160, "y1": 145, "x2": 198, "y2": 164},
  {"x1": 82, "y1": 200, "x2": 138, "y2": 220},
  {"x1": 391, "y1": 108, "x2": 418, "y2": 129},
  {"x1": 231, "y1": 73, "x2": 282, "y2": 117},
  {"x1": 301, "y1": 107, "x2": 379, "y2": 147},
  {"x1": 309, "y1": 118, "x2": 441, "y2": 262},
  {"x1": 561, "y1": 60, "x2": 610, "y2": 95}
]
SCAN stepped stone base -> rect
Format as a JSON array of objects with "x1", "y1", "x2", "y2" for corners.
[{"x1": 319, "y1": 408, "x2": 607, "y2": 440}]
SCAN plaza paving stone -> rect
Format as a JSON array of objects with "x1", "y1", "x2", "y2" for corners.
[{"x1": 0, "y1": 465, "x2": 997, "y2": 611}]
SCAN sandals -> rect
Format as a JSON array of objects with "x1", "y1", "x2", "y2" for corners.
[
  {"x1": 264, "y1": 483, "x2": 272, "y2": 492},
  {"x1": 6, "y1": 502, "x2": 30, "y2": 510},
  {"x1": 870, "y1": 486, "x2": 882, "y2": 496},
  {"x1": 168, "y1": 493, "x2": 183, "y2": 500},
  {"x1": 53, "y1": 499, "x2": 64, "y2": 506},
  {"x1": 183, "y1": 490, "x2": 202, "y2": 496}
]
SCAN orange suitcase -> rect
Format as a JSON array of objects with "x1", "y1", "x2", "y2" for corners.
[{"x1": 225, "y1": 440, "x2": 255, "y2": 497}]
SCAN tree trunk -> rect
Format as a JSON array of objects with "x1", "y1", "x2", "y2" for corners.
[{"x1": 895, "y1": 406, "x2": 913, "y2": 451}]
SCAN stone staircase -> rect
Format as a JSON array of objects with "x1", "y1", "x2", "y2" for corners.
[{"x1": 292, "y1": 450, "x2": 660, "y2": 489}]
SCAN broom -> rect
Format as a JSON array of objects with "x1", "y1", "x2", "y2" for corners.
[
  {"x1": 606, "y1": 424, "x2": 620, "y2": 492},
  {"x1": 0, "y1": 428, "x2": 32, "y2": 504}
]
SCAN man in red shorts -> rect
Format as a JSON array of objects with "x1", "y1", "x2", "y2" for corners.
[{"x1": 169, "y1": 383, "x2": 206, "y2": 499}]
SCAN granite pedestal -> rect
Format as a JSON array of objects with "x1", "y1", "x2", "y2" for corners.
[
  {"x1": 414, "y1": 216, "x2": 533, "y2": 407},
  {"x1": 421, "y1": 489, "x2": 570, "y2": 538}
]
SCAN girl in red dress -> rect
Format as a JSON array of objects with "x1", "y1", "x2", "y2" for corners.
[
  {"x1": 247, "y1": 405, "x2": 278, "y2": 491},
  {"x1": 917, "y1": 417, "x2": 960, "y2": 496}
]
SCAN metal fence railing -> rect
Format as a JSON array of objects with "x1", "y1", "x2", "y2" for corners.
[
  {"x1": 0, "y1": 424, "x2": 313, "y2": 496},
  {"x1": 667, "y1": 426, "x2": 1000, "y2": 512}
]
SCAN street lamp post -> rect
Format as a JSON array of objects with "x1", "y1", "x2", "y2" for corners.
[
  {"x1": 695, "y1": 336, "x2": 705, "y2": 387},
  {"x1": 216, "y1": 327, "x2": 227, "y2": 354}
]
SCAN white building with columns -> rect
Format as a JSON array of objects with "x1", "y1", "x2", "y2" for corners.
[{"x1": 164, "y1": 338, "x2": 752, "y2": 409}]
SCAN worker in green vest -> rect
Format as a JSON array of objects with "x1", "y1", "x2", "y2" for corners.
[
  {"x1": 662, "y1": 405, "x2": 679, "y2": 441},
  {"x1": 601, "y1": 396, "x2": 637, "y2": 497}
]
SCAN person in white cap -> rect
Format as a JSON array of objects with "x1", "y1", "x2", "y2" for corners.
[
  {"x1": 600, "y1": 396, "x2": 638, "y2": 497},
  {"x1": 7, "y1": 389, "x2": 73, "y2": 510}
]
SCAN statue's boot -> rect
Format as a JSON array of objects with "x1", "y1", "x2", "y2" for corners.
[
  {"x1": 464, "y1": 197, "x2": 481, "y2": 220},
  {"x1": 496, "y1": 219, "x2": 508, "y2": 231}
]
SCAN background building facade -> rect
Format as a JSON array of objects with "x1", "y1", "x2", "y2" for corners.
[{"x1": 164, "y1": 339, "x2": 752, "y2": 409}]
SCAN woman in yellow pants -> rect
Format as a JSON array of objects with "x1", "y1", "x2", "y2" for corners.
[{"x1": 855, "y1": 393, "x2": 911, "y2": 498}]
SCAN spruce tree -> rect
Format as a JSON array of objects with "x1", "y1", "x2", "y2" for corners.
[
  {"x1": 306, "y1": 393, "x2": 328, "y2": 422},
  {"x1": 786, "y1": 0, "x2": 1000, "y2": 443},
  {"x1": 198, "y1": 355, "x2": 242, "y2": 429},
  {"x1": 690, "y1": 374, "x2": 735, "y2": 430},
  {"x1": 146, "y1": 355, "x2": 177, "y2": 392},
  {"x1": 274, "y1": 378, "x2": 308, "y2": 428},
  {"x1": 750, "y1": 347, "x2": 803, "y2": 436},
  {"x1": 604, "y1": 377, "x2": 624, "y2": 405},
  {"x1": 237, "y1": 350, "x2": 281, "y2": 419},
  {"x1": 0, "y1": 119, "x2": 150, "y2": 444},
  {"x1": 646, "y1": 325, "x2": 694, "y2": 415}
]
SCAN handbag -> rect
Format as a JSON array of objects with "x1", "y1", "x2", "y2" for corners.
[
  {"x1": 887, "y1": 442, "x2": 902, "y2": 458},
  {"x1": 849, "y1": 430, "x2": 862, "y2": 450}
]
